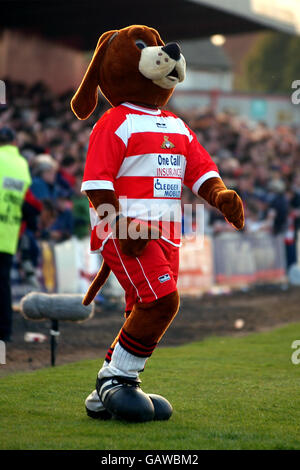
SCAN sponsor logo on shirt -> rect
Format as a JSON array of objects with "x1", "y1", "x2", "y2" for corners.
[
  {"x1": 158, "y1": 273, "x2": 171, "y2": 283},
  {"x1": 156, "y1": 154, "x2": 183, "y2": 177},
  {"x1": 157, "y1": 167, "x2": 182, "y2": 177},
  {"x1": 156, "y1": 122, "x2": 166, "y2": 128},
  {"x1": 154, "y1": 178, "x2": 181, "y2": 198},
  {"x1": 161, "y1": 136, "x2": 175, "y2": 149}
]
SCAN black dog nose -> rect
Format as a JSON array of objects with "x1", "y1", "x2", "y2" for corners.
[{"x1": 161, "y1": 42, "x2": 181, "y2": 61}]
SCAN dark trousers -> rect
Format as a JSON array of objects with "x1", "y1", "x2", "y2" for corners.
[
  {"x1": 0, "y1": 252, "x2": 13, "y2": 340},
  {"x1": 285, "y1": 243, "x2": 297, "y2": 269}
]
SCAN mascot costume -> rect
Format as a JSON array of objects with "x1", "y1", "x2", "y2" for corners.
[{"x1": 70, "y1": 25, "x2": 244, "y2": 422}]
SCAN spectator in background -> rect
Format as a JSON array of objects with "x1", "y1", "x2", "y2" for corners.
[
  {"x1": 244, "y1": 199, "x2": 264, "y2": 233},
  {"x1": 266, "y1": 179, "x2": 289, "y2": 236},
  {"x1": 56, "y1": 155, "x2": 78, "y2": 199},
  {"x1": 0, "y1": 127, "x2": 32, "y2": 341},
  {"x1": 1, "y1": 79, "x2": 299, "y2": 272},
  {"x1": 246, "y1": 193, "x2": 271, "y2": 233},
  {"x1": 18, "y1": 187, "x2": 43, "y2": 286},
  {"x1": 36, "y1": 199, "x2": 57, "y2": 240},
  {"x1": 235, "y1": 174, "x2": 254, "y2": 203},
  {"x1": 30, "y1": 153, "x2": 59, "y2": 201},
  {"x1": 285, "y1": 189, "x2": 298, "y2": 268},
  {"x1": 58, "y1": 155, "x2": 78, "y2": 189},
  {"x1": 47, "y1": 191, "x2": 74, "y2": 242},
  {"x1": 72, "y1": 176, "x2": 90, "y2": 239},
  {"x1": 290, "y1": 172, "x2": 300, "y2": 234}
]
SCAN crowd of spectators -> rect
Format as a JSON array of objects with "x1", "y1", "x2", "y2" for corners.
[
  {"x1": 174, "y1": 105, "x2": 300, "y2": 267},
  {"x1": 0, "y1": 79, "x2": 300, "y2": 280}
]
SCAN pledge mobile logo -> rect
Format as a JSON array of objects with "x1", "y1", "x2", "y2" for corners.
[
  {"x1": 154, "y1": 178, "x2": 181, "y2": 198},
  {"x1": 0, "y1": 340, "x2": 5, "y2": 365}
]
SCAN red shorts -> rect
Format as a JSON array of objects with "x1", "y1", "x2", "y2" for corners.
[{"x1": 101, "y1": 237, "x2": 179, "y2": 312}]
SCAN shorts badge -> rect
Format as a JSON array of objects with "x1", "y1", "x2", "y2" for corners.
[{"x1": 158, "y1": 273, "x2": 171, "y2": 283}]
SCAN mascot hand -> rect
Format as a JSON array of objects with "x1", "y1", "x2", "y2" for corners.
[
  {"x1": 198, "y1": 178, "x2": 244, "y2": 231},
  {"x1": 215, "y1": 190, "x2": 245, "y2": 230},
  {"x1": 116, "y1": 217, "x2": 161, "y2": 257}
]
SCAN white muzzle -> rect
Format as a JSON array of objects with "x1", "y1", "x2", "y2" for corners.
[{"x1": 139, "y1": 44, "x2": 186, "y2": 90}]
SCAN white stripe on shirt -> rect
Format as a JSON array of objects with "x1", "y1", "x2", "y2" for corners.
[
  {"x1": 115, "y1": 114, "x2": 193, "y2": 147},
  {"x1": 81, "y1": 180, "x2": 114, "y2": 192},
  {"x1": 192, "y1": 171, "x2": 220, "y2": 195},
  {"x1": 119, "y1": 198, "x2": 182, "y2": 222}
]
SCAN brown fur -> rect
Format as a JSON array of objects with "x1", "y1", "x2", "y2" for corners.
[
  {"x1": 71, "y1": 25, "x2": 174, "y2": 120},
  {"x1": 82, "y1": 260, "x2": 111, "y2": 306},
  {"x1": 86, "y1": 189, "x2": 120, "y2": 213},
  {"x1": 104, "y1": 291, "x2": 180, "y2": 352},
  {"x1": 122, "y1": 290, "x2": 180, "y2": 345},
  {"x1": 198, "y1": 178, "x2": 244, "y2": 230}
]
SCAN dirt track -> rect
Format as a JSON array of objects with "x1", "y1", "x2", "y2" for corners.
[{"x1": 1, "y1": 284, "x2": 300, "y2": 377}]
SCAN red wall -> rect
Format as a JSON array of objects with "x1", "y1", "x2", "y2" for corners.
[{"x1": 0, "y1": 30, "x2": 88, "y2": 93}]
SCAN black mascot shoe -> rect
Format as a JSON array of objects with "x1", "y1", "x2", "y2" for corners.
[
  {"x1": 148, "y1": 394, "x2": 173, "y2": 421},
  {"x1": 96, "y1": 376, "x2": 155, "y2": 422},
  {"x1": 85, "y1": 406, "x2": 112, "y2": 420}
]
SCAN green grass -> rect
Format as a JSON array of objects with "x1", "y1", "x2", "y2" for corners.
[{"x1": 1, "y1": 323, "x2": 300, "y2": 450}]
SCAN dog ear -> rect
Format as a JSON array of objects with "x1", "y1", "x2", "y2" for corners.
[
  {"x1": 71, "y1": 30, "x2": 118, "y2": 120},
  {"x1": 149, "y1": 27, "x2": 165, "y2": 46}
]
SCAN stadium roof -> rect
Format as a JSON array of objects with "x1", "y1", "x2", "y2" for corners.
[
  {"x1": 0, "y1": 0, "x2": 299, "y2": 50},
  {"x1": 181, "y1": 38, "x2": 232, "y2": 71}
]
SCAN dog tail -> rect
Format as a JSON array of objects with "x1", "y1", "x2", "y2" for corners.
[{"x1": 82, "y1": 260, "x2": 111, "y2": 306}]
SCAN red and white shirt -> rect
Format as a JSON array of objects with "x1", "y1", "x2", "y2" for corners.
[{"x1": 82, "y1": 102, "x2": 220, "y2": 252}]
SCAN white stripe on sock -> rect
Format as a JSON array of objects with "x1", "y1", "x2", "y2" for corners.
[{"x1": 99, "y1": 342, "x2": 147, "y2": 380}]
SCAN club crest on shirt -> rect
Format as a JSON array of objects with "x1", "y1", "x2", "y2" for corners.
[{"x1": 161, "y1": 136, "x2": 175, "y2": 149}]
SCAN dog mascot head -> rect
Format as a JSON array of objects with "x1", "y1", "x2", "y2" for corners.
[{"x1": 71, "y1": 25, "x2": 186, "y2": 119}]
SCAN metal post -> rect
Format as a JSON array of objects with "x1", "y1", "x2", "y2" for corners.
[{"x1": 50, "y1": 319, "x2": 60, "y2": 367}]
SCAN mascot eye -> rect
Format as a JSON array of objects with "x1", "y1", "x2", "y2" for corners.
[{"x1": 135, "y1": 39, "x2": 147, "y2": 50}]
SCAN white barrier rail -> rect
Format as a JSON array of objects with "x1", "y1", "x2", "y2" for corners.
[{"x1": 11, "y1": 233, "x2": 287, "y2": 301}]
